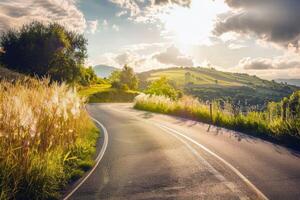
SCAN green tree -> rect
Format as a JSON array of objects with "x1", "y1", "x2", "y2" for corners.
[
  {"x1": 0, "y1": 21, "x2": 87, "y2": 83},
  {"x1": 146, "y1": 76, "x2": 181, "y2": 99},
  {"x1": 79, "y1": 66, "x2": 98, "y2": 86},
  {"x1": 109, "y1": 70, "x2": 121, "y2": 83},
  {"x1": 119, "y1": 65, "x2": 139, "y2": 90},
  {"x1": 111, "y1": 65, "x2": 138, "y2": 90}
]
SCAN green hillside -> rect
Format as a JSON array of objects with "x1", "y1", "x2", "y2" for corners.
[{"x1": 139, "y1": 67, "x2": 300, "y2": 107}]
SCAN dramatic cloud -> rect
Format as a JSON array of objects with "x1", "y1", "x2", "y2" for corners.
[
  {"x1": 214, "y1": 0, "x2": 300, "y2": 51},
  {"x1": 238, "y1": 56, "x2": 300, "y2": 70},
  {"x1": 92, "y1": 43, "x2": 194, "y2": 71},
  {"x1": 109, "y1": 0, "x2": 192, "y2": 20},
  {"x1": 112, "y1": 51, "x2": 161, "y2": 71},
  {"x1": 153, "y1": 46, "x2": 194, "y2": 66},
  {"x1": 109, "y1": 0, "x2": 140, "y2": 16},
  {"x1": 87, "y1": 20, "x2": 98, "y2": 34},
  {"x1": 115, "y1": 52, "x2": 136, "y2": 66},
  {"x1": 0, "y1": 0, "x2": 86, "y2": 33}
]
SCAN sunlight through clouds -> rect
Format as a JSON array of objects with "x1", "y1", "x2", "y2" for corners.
[{"x1": 158, "y1": 0, "x2": 228, "y2": 45}]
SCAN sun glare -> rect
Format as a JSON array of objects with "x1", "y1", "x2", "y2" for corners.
[{"x1": 159, "y1": 0, "x2": 228, "y2": 45}]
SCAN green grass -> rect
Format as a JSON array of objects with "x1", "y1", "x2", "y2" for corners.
[
  {"x1": 79, "y1": 84, "x2": 140, "y2": 103},
  {"x1": 139, "y1": 67, "x2": 300, "y2": 106},
  {"x1": 79, "y1": 84, "x2": 112, "y2": 97},
  {"x1": 134, "y1": 94, "x2": 300, "y2": 149}
]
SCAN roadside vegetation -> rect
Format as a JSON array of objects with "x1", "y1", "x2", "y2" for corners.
[
  {"x1": 79, "y1": 65, "x2": 140, "y2": 103},
  {"x1": 134, "y1": 82, "x2": 300, "y2": 148},
  {"x1": 0, "y1": 78, "x2": 99, "y2": 200},
  {"x1": 0, "y1": 22, "x2": 100, "y2": 200}
]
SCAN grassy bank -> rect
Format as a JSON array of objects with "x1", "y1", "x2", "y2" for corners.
[
  {"x1": 134, "y1": 94, "x2": 300, "y2": 148},
  {"x1": 79, "y1": 84, "x2": 139, "y2": 103},
  {"x1": 0, "y1": 79, "x2": 99, "y2": 200}
]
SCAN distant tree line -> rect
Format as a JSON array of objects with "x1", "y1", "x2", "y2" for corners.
[{"x1": 0, "y1": 21, "x2": 98, "y2": 85}]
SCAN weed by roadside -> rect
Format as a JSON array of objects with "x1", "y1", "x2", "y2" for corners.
[
  {"x1": 134, "y1": 94, "x2": 300, "y2": 148},
  {"x1": 0, "y1": 78, "x2": 99, "y2": 200}
]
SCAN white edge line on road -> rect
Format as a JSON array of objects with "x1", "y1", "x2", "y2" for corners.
[
  {"x1": 99, "y1": 105, "x2": 268, "y2": 200},
  {"x1": 157, "y1": 125, "x2": 249, "y2": 200},
  {"x1": 156, "y1": 123, "x2": 269, "y2": 200},
  {"x1": 63, "y1": 116, "x2": 109, "y2": 200}
]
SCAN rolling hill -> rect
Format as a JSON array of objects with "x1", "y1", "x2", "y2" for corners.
[
  {"x1": 93, "y1": 65, "x2": 119, "y2": 78},
  {"x1": 138, "y1": 67, "x2": 300, "y2": 107}
]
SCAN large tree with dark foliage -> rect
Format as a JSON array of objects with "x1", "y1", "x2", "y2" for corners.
[{"x1": 0, "y1": 21, "x2": 88, "y2": 83}]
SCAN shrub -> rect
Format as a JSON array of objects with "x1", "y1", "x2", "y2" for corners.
[{"x1": 145, "y1": 77, "x2": 180, "y2": 100}]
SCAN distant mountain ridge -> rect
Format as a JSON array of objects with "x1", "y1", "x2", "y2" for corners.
[
  {"x1": 93, "y1": 65, "x2": 119, "y2": 78},
  {"x1": 275, "y1": 79, "x2": 300, "y2": 87}
]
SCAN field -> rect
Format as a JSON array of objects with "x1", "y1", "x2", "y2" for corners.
[
  {"x1": 79, "y1": 84, "x2": 140, "y2": 103},
  {"x1": 139, "y1": 67, "x2": 300, "y2": 107}
]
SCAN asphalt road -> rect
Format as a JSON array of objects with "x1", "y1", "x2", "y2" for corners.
[{"x1": 66, "y1": 103, "x2": 300, "y2": 200}]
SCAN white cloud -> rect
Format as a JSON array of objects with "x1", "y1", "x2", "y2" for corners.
[
  {"x1": 236, "y1": 52, "x2": 300, "y2": 79},
  {"x1": 0, "y1": 0, "x2": 86, "y2": 33},
  {"x1": 103, "y1": 19, "x2": 108, "y2": 26},
  {"x1": 228, "y1": 43, "x2": 246, "y2": 50},
  {"x1": 112, "y1": 24, "x2": 120, "y2": 31},
  {"x1": 92, "y1": 43, "x2": 195, "y2": 72},
  {"x1": 116, "y1": 10, "x2": 128, "y2": 17},
  {"x1": 87, "y1": 20, "x2": 98, "y2": 34},
  {"x1": 153, "y1": 45, "x2": 194, "y2": 66},
  {"x1": 109, "y1": 0, "x2": 140, "y2": 17}
]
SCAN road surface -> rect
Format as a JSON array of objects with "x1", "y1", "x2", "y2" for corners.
[{"x1": 66, "y1": 103, "x2": 300, "y2": 200}]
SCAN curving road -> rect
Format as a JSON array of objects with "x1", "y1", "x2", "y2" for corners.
[{"x1": 65, "y1": 103, "x2": 300, "y2": 200}]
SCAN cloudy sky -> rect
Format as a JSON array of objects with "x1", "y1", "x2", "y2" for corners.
[{"x1": 1, "y1": 0, "x2": 300, "y2": 79}]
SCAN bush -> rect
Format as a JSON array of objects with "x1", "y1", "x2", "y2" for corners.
[
  {"x1": 0, "y1": 78, "x2": 99, "y2": 199},
  {"x1": 145, "y1": 77, "x2": 181, "y2": 100}
]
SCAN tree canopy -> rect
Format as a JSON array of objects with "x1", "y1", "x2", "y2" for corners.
[
  {"x1": 0, "y1": 21, "x2": 88, "y2": 84},
  {"x1": 146, "y1": 77, "x2": 181, "y2": 99},
  {"x1": 110, "y1": 65, "x2": 139, "y2": 90}
]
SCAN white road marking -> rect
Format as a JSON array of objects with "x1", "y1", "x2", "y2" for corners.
[
  {"x1": 156, "y1": 123, "x2": 269, "y2": 200},
  {"x1": 63, "y1": 116, "x2": 109, "y2": 200},
  {"x1": 157, "y1": 124, "x2": 249, "y2": 200},
  {"x1": 99, "y1": 104, "x2": 269, "y2": 200}
]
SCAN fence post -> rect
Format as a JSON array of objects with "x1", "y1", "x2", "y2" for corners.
[{"x1": 210, "y1": 103, "x2": 213, "y2": 124}]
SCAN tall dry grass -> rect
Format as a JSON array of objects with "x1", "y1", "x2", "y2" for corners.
[
  {"x1": 134, "y1": 94, "x2": 300, "y2": 147},
  {"x1": 0, "y1": 78, "x2": 98, "y2": 200}
]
